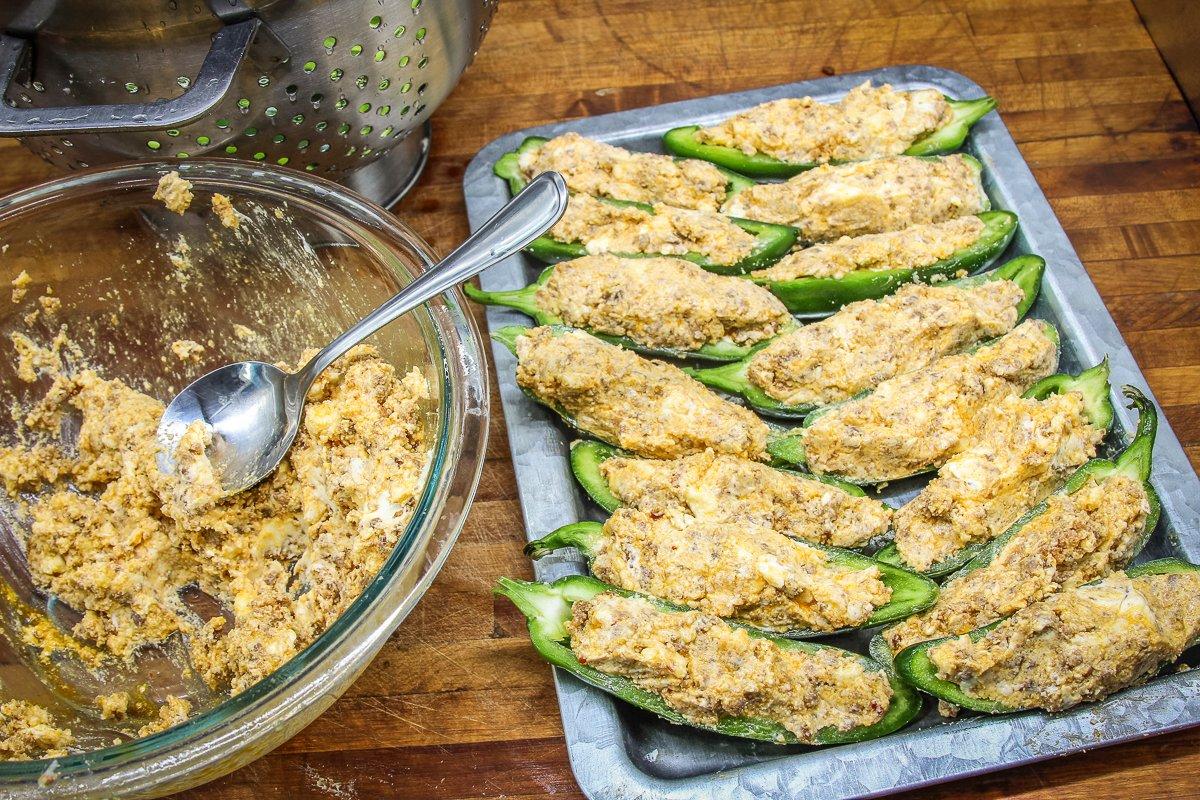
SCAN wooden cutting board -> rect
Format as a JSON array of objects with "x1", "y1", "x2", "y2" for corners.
[{"x1": 2, "y1": 0, "x2": 1198, "y2": 797}]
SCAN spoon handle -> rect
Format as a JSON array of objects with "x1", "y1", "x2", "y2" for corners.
[{"x1": 293, "y1": 171, "x2": 569, "y2": 389}]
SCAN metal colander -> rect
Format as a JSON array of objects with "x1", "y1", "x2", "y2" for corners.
[{"x1": 0, "y1": 0, "x2": 495, "y2": 203}]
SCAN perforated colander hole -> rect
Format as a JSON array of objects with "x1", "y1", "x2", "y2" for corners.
[
  {"x1": 273, "y1": 134, "x2": 286, "y2": 144},
  {"x1": 335, "y1": 98, "x2": 348, "y2": 109},
  {"x1": 319, "y1": 143, "x2": 331, "y2": 152},
  {"x1": 417, "y1": 83, "x2": 427, "y2": 95},
  {"x1": 360, "y1": 125, "x2": 372, "y2": 135},
  {"x1": 381, "y1": 126, "x2": 394, "y2": 137},
  {"x1": 216, "y1": 118, "x2": 230, "y2": 129},
  {"x1": 177, "y1": 152, "x2": 190, "y2": 158},
  {"x1": 253, "y1": 151, "x2": 265, "y2": 160},
  {"x1": 337, "y1": 123, "x2": 351, "y2": 135},
  {"x1": 358, "y1": 102, "x2": 371, "y2": 113},
  {"x1": 411, "y1": 0, "x2": 422, "y2": 9},
  {"x1": 393, "y1": 25, "x2": 406, "y2": 37},
  {"x1": 378, "y1": 79, "x2": 390, "y2": 90},
  {"x1": 277, "y1": 156, "x2": 289, "y2": 165},
  {"x1": 225, "y1": 145, "x2": 238, "y2": 154},
  {"x1": 303, "y1": 60, "x2": 317, "y2": 73},
  {"x1": 369, "y1": 15, "x2": 383, "y2": 28},
  {"x1": 350, "y1": 44, "x2": 363, "y2": 56},
  {"x1": 31, "y1": 81, "x2": 44, "y2": 92},
  {"x1": 298, "y1": 139, "x2": 310, "y2": 149},
  {"x1": 166, "y1": 129, "x2": 180, "y2": 137},
  {"x1": 400, "y1": 81, "x2": 412, "y2": 93},
  {"x1": 237, "y1": 97, "x2": 251, "y2": 110},
  {"x1": 330, "y1": 68, "x2": 344, "y2": 81},
  {"x1": 323, "y1": 36, "x2": 337, "y2": 52},
  {"x1": 176, "y1": 76, "x2": 190, "y2": 88},
  {"x1": 124, "y1": 82, "x2": 139, "y2": 93},
  {"x1": 146, "y1": 139, "x2": 161, "y2": 150},
  {"x1": 374, "y1": 49, "x2": 387, "y2": 62},
  {"x1": 244, "y1": 127, "x2": 258, "y2": 137},
  {"x1": 258, "y1": 76, "x2": 270, "y2": 87},
  {"x1": 418, "y1": 56, "x2": 429, "y2": 68},
  {"x1": 378, "y1": 105, "x2": 391, "y2": 116},
  {"x1": 285, "y1": 84, "x2": 298, "y2": 99},
  {"x1": 306, "y1": 163, "x2": 318, "y2": 171},
  {"x1": 292, "y1": 114, "x2": 305, "y2": 124},
  {"x1": 311, "y1": 93, "x2": 324, "y2": 106},
  {"x1": 355, "y1": 75, "x2": 369, "y2": 89},
  {"x1": 196, "y1": 135, "x2": 210, "y2": 145},
  {"x1": 415, "y1": 27, "x2": 426, "y2": 42},
  {"x1": 398, "y1": 56, "x2": 410, "y2": 67},
  {"x1": 315, "y1": 121, "x2": 329, "y2": 132},
  {"x1": 265, "y1": 106, "x2": 278, "y2": 117}
]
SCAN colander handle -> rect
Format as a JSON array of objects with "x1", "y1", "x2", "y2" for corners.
[{"x1": 0, "y1": 17, "x2": 258, "y2": 137}]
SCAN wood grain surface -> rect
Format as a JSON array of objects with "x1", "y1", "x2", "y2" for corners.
[{"x1": 3, "y1": 0, "x2": 1198, "y2": 797}]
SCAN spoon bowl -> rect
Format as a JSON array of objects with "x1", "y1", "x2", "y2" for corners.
[{"x1": 157, "y1": 361, "x2": 299, "y2": 494}]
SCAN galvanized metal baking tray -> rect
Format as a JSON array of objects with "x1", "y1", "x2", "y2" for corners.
[{"x1": 461, "y1": 65, "x2": 1200, "y2": 799}]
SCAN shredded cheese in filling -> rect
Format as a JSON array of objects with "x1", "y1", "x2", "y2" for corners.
[
  {"x1": 723, "y1": 155, "x2": 986, "y2": 240},
  {"x1": 534, "y1": 255, "x2": 792, "y2": 350},
  {"x1": 0, "y1": 701, "x2": 74, "y2": 760},
  {"x1": 599, "y1": 449, "x2": 892, "y2": 548},
  {"x1": 752, "y1": 216, "x2": 986, "y2": 281},
  {"x1": 696, "y1": 82, "x2": 953, "y2": 164},
  {"x1": 745, "y1": 279, "x2": 1024, "y2": 407},
  {"x1": 153, "y1": 171, "x2": 193, "y2": 214},
  {"x1": 6, "y1": 344, "x2": 431, "y2": 702},
  {"x1": 518, "y1": 132, "x2": 729, "y2": 211},
  {"x1": 893, "y1": 391, "x2": 1105, "y2": 572},
  {"x1": 885, "y1": 474, "x2": 1150, "y2": 654},
  {"x1": 568, "y1": 592, "x2": 892, "y2": 741},
  {"x1": 550, "y1": 194, "x2": 758, "y2": 266},
  {"x1": 928, "y1": 570, "x2": 1200, "y2": 712},
  {"x1": 592, "y1": 508, "x2": 892, "y2": 632},
  {"x1": 801, "y1": 320, "x2": 1058, "y2": 483},
  {"x1": 514, "y1": 327, "x2": 769, "y2": 460}
]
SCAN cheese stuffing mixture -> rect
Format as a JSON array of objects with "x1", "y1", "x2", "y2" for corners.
[
  {"x1": 599, "y1": 449, "x2": 892, "y2": 548},
  {"x1": 592, "y1": 509, "x2": 892, "y2": 632},
  {"x1": 885, "y1": 473, "x2": 1151, "y2": 654},
  {"x1": 0, "y1": 339, "x2": 431, "y2": 755},
  {"x1": 928, "y1": 570, "x2": 1200, "y2": 711},
  {"x1": 752, "y1": 216, "x2": 985, "y2": 281},
  {"x1": 696, "y1": 82, "x2": 953, "y2": 164},
  {"x1": 745, "y1": 278, "x2": 1025, "y2": 407},
  {"x1": 568, "y1": 592, "x2": 892, "y2": 741},
  {"x1": 550, "y1": 194, "x2": 757, "y2": 266},
  {"x1": 801, "y1": 320, "x2": 1059, "y2": 482},
  {"x1": 534, "y1": 255, "x2": 792, "y2": 351},
  {"x1": 514, "y1": 327, "x2": 768, "y2": 460},
  {"x1": 519, "y1": 132, "x2": 729, "y2": 211},
  {"x1": 723, "y1": 155, "x2": 986, "y2": 240},
  {"x1": 892, "y1": 391, "x2": 1104, "y2": 572}
]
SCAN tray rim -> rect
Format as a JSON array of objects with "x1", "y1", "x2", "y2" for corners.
[{"x1": 461, "y1": 64, "x2": 1200, "y2": 800}]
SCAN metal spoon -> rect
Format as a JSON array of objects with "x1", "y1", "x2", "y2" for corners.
[{"x1": 156, "y1": 170, "x2": 568, "y2": 495}]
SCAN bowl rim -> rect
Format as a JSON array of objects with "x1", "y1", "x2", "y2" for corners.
[{"x1": 0, "y1": 159, "x2": 490, "y2": 795}]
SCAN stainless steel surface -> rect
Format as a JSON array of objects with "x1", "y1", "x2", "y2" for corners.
[
  {"x1": 0, "y1": 0, "x2": 496, "y2": 203},
  {"x1": 462, "y1": 65, "x2": 1200, "y2": 800},
  {"x1": 1134, "y1": 0, "x2": 1200, "y2": 122},
  {"x1": 159, "y1": 170, "x2": 566, "y2": 494}
]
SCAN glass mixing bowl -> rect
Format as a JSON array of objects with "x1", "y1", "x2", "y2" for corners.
[{"x1": 0, "y1": 160, "x2": 488, "y2": 797}]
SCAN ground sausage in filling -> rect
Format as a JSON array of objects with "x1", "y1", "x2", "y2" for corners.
[
  {"x1": 801, "y1": 320, "x2": 1058, "y2": 483},
  {"x1": 568, "y1": 592, "x2": 893, "y2": 741},
  {"x1": 514, "y1": 327, "x2": 769, "y2": 460}
]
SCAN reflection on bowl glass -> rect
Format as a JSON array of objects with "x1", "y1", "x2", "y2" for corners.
[{"x1": 0, "y1": 160, "x2": 487, "y2": 798}]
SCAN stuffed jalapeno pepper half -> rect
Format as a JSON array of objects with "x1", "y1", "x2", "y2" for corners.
[
  {"x1": 525, "y1": 509, "x2": 936, "y2": 636},
  {"x1": 663, "y1": 81, "x2": 995, "y2": 177},
  {"x1": 495, "y1": 139, "x2": 795, "y2": 275},
  {"x1": 893, "y1": 559, "x2": 1200, "y2": 714},
  {"x1": 569, "y1": 441, "x2": 891, "y2": 550},
  {"x1": 791, "y1": 319, "x2": 1060, "y2": 484},
  {"x1": 721, "y1": 154, "x2": 989, "y2": 243},
  {"x1": 497, "y1": 132, "x2": 755, "y2": 211},
  {"x1": 881, "y1": 387, "x2": 1160, "y2": 656},
  {"x1": 496, "y1": 575, "x2": 922, "y2": 744},
  {"x1": 493, "y1": 325, "x2": 805, "y2": 465},
  {"x1": 751, "y1": 211, "x2": 1017, "y2": 315},
  {"x1": 465, "y1": 254, "x2": 796, "y2": 362},
  {"x1": 690, "y1": 255, "x2": 1043, "y2": 418},
  {"x1": 876, "y1": 359, "x2": 1114, "y2": 576}
]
